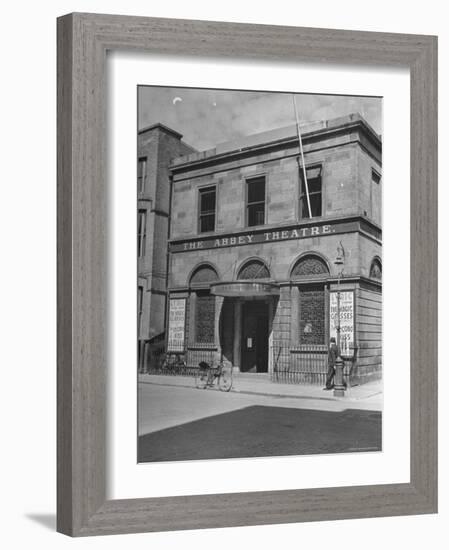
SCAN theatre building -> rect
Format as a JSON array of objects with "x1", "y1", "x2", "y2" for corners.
[{"x1": 164, "y1": 113, "x2": 382, "y2": 385}]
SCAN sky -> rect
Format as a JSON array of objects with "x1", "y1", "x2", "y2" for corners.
[{"x1": 138, "y1": 86, "x2": 382, "y2": 151}]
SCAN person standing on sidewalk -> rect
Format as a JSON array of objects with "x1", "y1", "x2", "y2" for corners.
[{"x1": 324, "y1": 337, "x2": 339, "y2": 390}]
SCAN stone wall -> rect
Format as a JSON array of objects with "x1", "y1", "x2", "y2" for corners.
[
  {"x1": 137, "y1": 125, "x2": 195, "y2": 342},
  {"x1": 170, "y1": 117, "x2": 381, "y2": 241},
  {"x1": 357, "y1": 146, "x2": 382, "y2": 226},
  {"x1": 354, "y1": 284, "x2": 382, "y2": 383},
  {"x1": 169, "y1": 231, "x2": 362, "y2": 289},
  {"x1": 162, "y1": 115, "x2": 382, "y2": 384}
]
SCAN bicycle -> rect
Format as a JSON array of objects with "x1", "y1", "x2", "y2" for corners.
[
  {"x1": 195, "y1": 360, "x2": 233, "y2": 392},
  {"x1": 158, "y1": 352, "x2": 187, "y2": 376}
]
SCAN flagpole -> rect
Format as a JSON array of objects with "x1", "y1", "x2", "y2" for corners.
[{"x1": 292, "y1": 95, "x2": 312, "y2": 218}]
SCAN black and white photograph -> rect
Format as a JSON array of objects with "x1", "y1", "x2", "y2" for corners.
[{"x1": 136, "y1": 86, "x2": 383, "y2": 463}]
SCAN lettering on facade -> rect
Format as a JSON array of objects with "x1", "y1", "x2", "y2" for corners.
[
  {"x1": 173, "y1": 223, "x2": 347, "y2": 253},
  {"x1": 167, "y1": 298, "x2": 186, "y2": 352},
  {"x1": 329, "y1": 291, "x2": 355, "y2": 357}
]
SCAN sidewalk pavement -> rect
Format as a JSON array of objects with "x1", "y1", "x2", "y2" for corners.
[{"x1": 138, "y1": 372, "x2": 383, "y2": 410}]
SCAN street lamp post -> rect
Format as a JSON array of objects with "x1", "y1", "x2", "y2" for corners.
[{"x1": 333, "y1": 242, "x2": 346, "y2": 397}]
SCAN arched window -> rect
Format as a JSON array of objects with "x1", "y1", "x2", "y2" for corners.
[
  {"x1": 189, "y1": 265, "x2": 218, "y2": 344},
  {"x1": 369, "y1": 258, "x2": 382, "y2": 280},
  {"x1": 291, "y1": 255, "x2": 329, "y2": 279},
  {"x1": 189, "y1": 265, "x2": 218, "y2": 285},
  {"x1": 237, "y1": 259, "x2": 270, "y2": 280},
  {"x1": 291, "y1": 255, "x2": 329, "y2": 346}
]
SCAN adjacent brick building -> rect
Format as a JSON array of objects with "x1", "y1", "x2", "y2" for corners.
[{"x1": 140, "y1": 113, "x2": 382, "y2": 385}]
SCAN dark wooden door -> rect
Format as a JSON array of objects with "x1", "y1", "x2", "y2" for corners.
[{"x1": 241, "y1": 302, "x2": 269, "y2": 373}]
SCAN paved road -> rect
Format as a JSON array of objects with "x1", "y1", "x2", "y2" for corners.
[{"x1": 138, "y1": 382, "x2": 382, "y2": 462}]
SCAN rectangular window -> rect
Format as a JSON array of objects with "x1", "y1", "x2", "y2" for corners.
[
  {"x1": 138, "y1": 285, "x2": 143, "y2": 330},
  {"x1": 198, "y1": 186, "x2": 216, "y2": 233},
  {"x1": 372, "y1": 168, "x2": 381, "y2": 185},
  {"x1": 246, "y1": 176, "x2": 266, "y2": 227},
  {"x1": 137, "y1": 157, "x2": 147, "y2": 193},
  {"x1": 195, "y1": 291, "x2": 215, "y2": 343},
  {"x1": 138, "y1": 209, "x2": 147, "y2": 257},
  {"x1": 299, "y1": 286, "x2": 325, "y2": 345},
  {"x1": 299, "y1": 165, "x2": 322, "y2": 218}
]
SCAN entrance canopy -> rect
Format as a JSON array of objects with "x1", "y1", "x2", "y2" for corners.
[{"x1": 210, "y1": 281, "x2": 280, "y2": 298}]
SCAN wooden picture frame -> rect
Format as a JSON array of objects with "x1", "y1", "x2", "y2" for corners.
[{"x1": 57, "y1": 12, "x2": 437, "y2": 536}]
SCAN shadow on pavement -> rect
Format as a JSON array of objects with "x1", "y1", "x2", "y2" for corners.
[{"x1": 138, "y1": 405, "x2": 381, "y2": 463}]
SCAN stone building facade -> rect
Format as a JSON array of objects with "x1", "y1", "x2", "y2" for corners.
[
  {"x1": 137, "y1": 123, "x2": 195, "y2": 371},
  {"x1": 139, "y1": 113, "x2": 382, "y2": 385},
  {"x1": 163, "y1": 113, "x2": 382, "y2": 385}
]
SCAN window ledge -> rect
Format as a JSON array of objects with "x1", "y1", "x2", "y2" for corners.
[
  {"x1": 188, "y1": 343, "x2": 218, "y2": 351},
  {"x1": 290, "y1": 346, "x2": 327, "y2": 353}
]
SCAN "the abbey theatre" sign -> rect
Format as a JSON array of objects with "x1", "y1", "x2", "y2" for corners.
[{"x1": 169, "y1": 219, "x2": 370, "y2": 253}]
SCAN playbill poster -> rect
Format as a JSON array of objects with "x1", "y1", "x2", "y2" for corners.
[
  {"x1": 329, "y1": 291, "x2": 355, "y2": 357},
  {"x1": 167, "y1": 299, "x2": 186, "y2": 353}
]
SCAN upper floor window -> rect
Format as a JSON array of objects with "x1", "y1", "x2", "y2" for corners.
[
  {"x1": 137, "y1": 157, "x2": 147, "y2": 193},
  {"x1": 137, "y1": 209, "x2": 147, "y2": 257},
  {"x1": 299, "y1": 165, "x2": 322, "y2": 219},
  {"x1": 198, "y1": 186, "x2": 216, "y2": 233},
  {"x1": 371, "y1": 168, "x2": 381, "y2": 185},
  {"x1": 246, "y1": 176, "x2": 266, "y2": 227},
  {"x1": 138, "y1": 285, "x2": 144, "y2": 329},
  {"x1": 370, "y1": 258, "x2": 382, "y2": 280}
]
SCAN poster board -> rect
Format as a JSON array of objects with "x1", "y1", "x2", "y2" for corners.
[
  {"x1": 329, "y1": 290, "x2": 355, "y2": 357},
  {"x1": 167, "y1": 298, "x2": 186, "y2": 352}
]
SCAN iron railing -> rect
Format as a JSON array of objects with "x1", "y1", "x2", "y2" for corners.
[
  {"x1": 271, "y1": 345, "x2": 327, "y2": 385},
  {"x1": 145, "y1": 345, "x2": 218, "y2": 377},
  {"x1": 144, "y1": 343, "x2": 353, "y2": 386},
  {"x1": 270, "y1": 345, "x2": 353, "y2": 386}
]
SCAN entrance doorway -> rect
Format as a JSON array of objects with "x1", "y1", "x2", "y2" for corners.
[{"x1": 241, "y1": 301, "x2": 269, "y2": 373}]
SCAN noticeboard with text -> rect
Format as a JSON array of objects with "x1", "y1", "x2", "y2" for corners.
[
  {"x1": 167, "y1": 298, "x2": 186, "y2": 352},
  {"x1": 329, "y1": 290, "x2": 355, "y2": 357}
]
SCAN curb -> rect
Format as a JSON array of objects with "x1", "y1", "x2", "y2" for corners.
[{"x1": 139, "y1": 377, "x2": 381, "y2": 403}]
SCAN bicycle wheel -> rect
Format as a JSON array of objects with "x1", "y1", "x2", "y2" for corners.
[
  {"x1": 195, "y1": 367, "x2": 208, "y2": 389},
  {"x1": 158, "y1": 356, "x2": 168, "y2": 375},
  {"x1": 218, "y1": 365, "x2": 233, "y2": 392},
  {"x1": 177, "y1": 360, "x2": 187, "y2": 376}
]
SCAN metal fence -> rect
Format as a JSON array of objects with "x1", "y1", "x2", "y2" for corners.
[
  {"x1": 271, "y1": 345, "x2": 328, "y2": 385},
  {"x1": 270, "y1": 345, "x2": 353, "y2": 386},
  {"x1": 145, "y1": 346, "x2": 218, "y2": 378},
  {"x1": 186, "y1": 347, "x2": 218, "y2": 374},
  {"x1": 144, "y1": 343, "x2": 352, "y2": 386}
]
